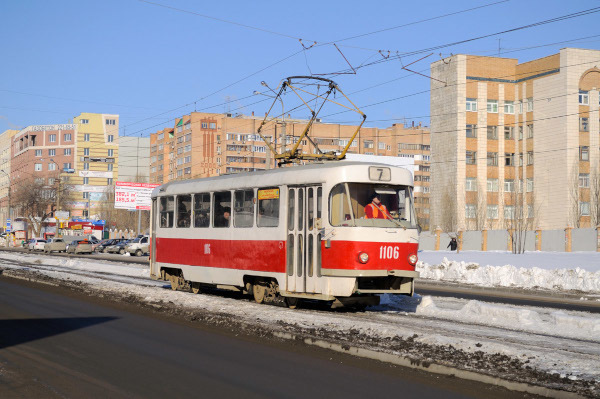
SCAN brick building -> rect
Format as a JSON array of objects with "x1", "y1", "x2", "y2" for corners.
[
  {"x1": 430, "y1": 48, "x2": 600, "y2": 231},
  {"x1": 149, "y1": 112, "x2": 431, "y2": 228}
]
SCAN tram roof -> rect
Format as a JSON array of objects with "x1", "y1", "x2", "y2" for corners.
[{"x1": 152, "y1": 161, "x2": 413, "y2": 197}]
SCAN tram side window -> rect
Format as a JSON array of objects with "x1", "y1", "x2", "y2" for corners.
[
  {"x1": 177, "y1": 195, "x2": 191, "y2": 228},
  {"x1": 213, "y1": 191, "x2": 232, "y2": 228},
  {"x1": 234, "y1": 189, "x2": 254, "y2": 228},
  {"x1": 257, "y1": 187, "x2": 280, "y2": 227},
  {"x1": 160, "y1": 196, "x2": 174, "y2": 228},
  {"x1": 193, "y1": 193, "x2": 210, "y2": 228},
  {"x1": 329, "y1": 184, "x2": 352, "y2": 226}
]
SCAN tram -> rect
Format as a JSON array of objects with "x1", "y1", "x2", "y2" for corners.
[{"x1": 149, "y1": 162, "x2": 420, "y2": 308}]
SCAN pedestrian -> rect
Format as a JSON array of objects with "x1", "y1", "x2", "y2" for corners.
[{"x1": 447, "y1": 237, "x2": 457, "y2": 251}]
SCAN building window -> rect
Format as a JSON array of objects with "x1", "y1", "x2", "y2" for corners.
[
  {"x1": 35, "y1": 177, "x2": 44, "y2": 185},
  {"x1": 487, "y1": 178, "x2": 499, "y2": 192},
  {"x1": 504, "y1": 126, "x2": 514, "y2": 140},
  {"x1": 106, "y1": 119, "x2": 116, "y2": 125},
  {"x1": 504, "y1": 100, "x2": 514, "y2": 114},
  {"x1": 184, "y1": 144, "x2": 191, "y2": 152},
  {"x1": 580, "y1": 202, "x2": 590, "y2": 216},
  {"x1": 504, "y1": 205, "x2": 515, "y2": 220},
  {"x1": 527, "y1": 98, "x2": 533, "y2": 112},
  {"x1": 209, "y1": 122, "x2": 216, "y2": 129},
  {"x1": 487, "y1": 100, "x2": 498, "y2": 113},
  {"x1": 528, "y1": 205, "x2": 534, "y2": 218},
  {"x1": 108, "y1": 135, "x2": 114, "y2": 142},
  {"x1": 466, "y1": 151, "x2": 476, "y2": 164},
  {"x1": 83, "y1": 192, "x2": 89, "y2": 199},
  {"x1": 466, "y1": 124, "x2": 477, "y2": 138},
  {"x1": 487, "y1": 152, "x2": 498, "y2": 166},
  {"x1": 466, "y1": 98, "x2": 477, "y2": 112},
  {"x1": 580, "y1": 146, "x2": 589, "y2": 161},
  {"x1": 185, "y1": 133, "x2": 191, "y2": 142},
  {"x1": 84, "y1": 133, "x2": 90, "y2": 142},
  {"x1": 48, "y1": 177, "x2": 55, "y2": 185},
  {"x1": 34, "y1": 163, "x2": 42, "y2": 171},
  {"x1": 580, "y1": 117, "x2": 589, "y2": 132},
  {"x1": 505, "y1": 153, "x2": 515, "y2": 166},
  {"x1": 487, "y1": 205, "x2": 498, "y2": 219},
  {"x1": 504, "y1": 179, "x2": 515, "y2": 192},
  {"x1": 465, "y1": 204, "x2": 476, "y2": 219},
  {"x1": 363, "y1": 141, "x2": 373, "y2": 149},
  {"x1": 487, "y1": 126, "x2": 497, "y2": 140},
  {"x1": 107, "y1": 178, "x2": 113, "y2": 185},
  {"x1": 201, "y1": 122, "x2": 208, "y2": 129},
  {"x1": 63, "y1": 163, "x2": 71, "y2": 170},
  {"x1": 35, "y1": 149, "x2": 42, "y2": 156},
  {"x1": 526, "y1": 178, "x2": 534, "y2": 192},
  {"x1": 64, "y1": 133, "x2": 72, "y2": 141},
  {"x1": 157, "y1": 133, "x2": 164, "y2": 140},
  {"x1": 526, "y1": 124, "x2": 533, "y2": 139},
  {"x1": 579, "y1": 173, "x2": 590, "y2": 188},
  {"x1": 49, "y1": 134, "x2": 56, "y2": 143},
  {"x1": 108, "y1": 149, "x2": 114, "y2": 157},
  {"x1": 80, "y1": 119, "x2": 89, "y2": 124},
  {"x1": 184, "y1": 156, "x2": 191, "y2": 163},
  {"x1": 465, "y1": 177, "x2": 477, "y2": 191},
  {"x1": 83, "y1": 177, "x2": 89, "y2": 185},
  {"x1": 579, "y1": 90, "x2": 589, "y2": 105},
  {"x1": 48, "y1": 149, "x2": 55, "y2": 156},
  {"x1": 107, "y1": 164, "x2": 113, "y2": 171},
  {"x1": 184, "y1": 167, "x2": 191, "y2": 174},
  {"x1": 378, "y1": 142, "x2": 386, "y2": 150},
  {"x1": 84, "y1": 148, "x2": 90, "y2": 156},
  {"x1": 518, "y1": 101, "x2": 523, "y2": 114},
  {"x1": 158, "y1": 144, "x2": 163, "y2": 151},
  {"x1": 519, "y1": 153, "x2": 523, "y2": 166},
  {"x1": 64, "y1": 148, "x2": 71, "y2": 155},
  {"x1": 83, "y1": 163, "x2": 89, "y2": 170},
  {"x1": 527, "y1": 151, "x2": 534, "y2": 165},
  {"x1": 48, "y1": 163, "x2": 56, "y2": 171}
]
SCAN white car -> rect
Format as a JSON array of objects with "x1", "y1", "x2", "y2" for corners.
[
  {"x1": 28, "y1": 238, "x2": 47, "y2": 251},
  {"x1": 126, "y1": 235, "x2": 150, "y2": 256}
]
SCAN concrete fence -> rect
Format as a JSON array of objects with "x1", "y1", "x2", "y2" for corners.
[{"x1": 419, "y1": 226, "x2": 600, "y2": 252}]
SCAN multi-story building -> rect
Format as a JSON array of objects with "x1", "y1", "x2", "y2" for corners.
[
  {"x1": 0, "y1": 129, "x2": 19, "y2": 230},
  {"x1": 430, "y1": 48, "x2": 600, "y2": 231},
  {"x1": 9, "y1": 113, "x2": 120, "y2": 218},
  {"x1": 149, "y1": 112, "x2": 431, "y2": 228}
]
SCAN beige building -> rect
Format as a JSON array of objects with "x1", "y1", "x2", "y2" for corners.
[
  {"x1": 0, "y1": 129, "x2": 19, "y2": 230},
  {"x1": 149, "y1": 112, "x2": 431, "y2": 228},
  {"x1": 430, "y1": 48, "x2": 600, "y2": 231}
]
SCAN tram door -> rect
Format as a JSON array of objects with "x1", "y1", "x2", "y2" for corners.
[
  {"x1": 150, "y1": 198, "x2": 157, "y2": 277},
  {"x1": 287, "y1": 186, "x2": 321, "y2": 294}
]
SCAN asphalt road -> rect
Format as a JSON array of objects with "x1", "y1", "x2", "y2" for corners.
[{"x1": 0, "y1": 277, "x2": 533, "y2": 399}]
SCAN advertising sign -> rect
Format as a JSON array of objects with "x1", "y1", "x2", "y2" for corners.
[
  {"x1": 115, "y1": 181, "x2": 160, "y2": 210},
  {"x1": 6, "y1": 218, "x2": 11, "y2": 232},
  {"x1": 79, "y1": 171, "x2": 114, "y2": 178},
  {"x1": 89, "y1": 192, "x2": 104, "y2": 201},
  {"x1": 55, "y1": 211, "x2": 70, "y2": 219}
]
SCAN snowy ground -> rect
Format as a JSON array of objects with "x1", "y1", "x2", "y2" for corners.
[
  {"x1": 1, "y1": 251, "x2": 599, "y2": 396},
  {"x1": 418, "y1": 250, "x2": 600, "y2": 294}
]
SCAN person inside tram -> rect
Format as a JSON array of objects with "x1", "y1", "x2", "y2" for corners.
[
  {"x1": 215, "y1": 206, "x2": 231, "y2": 227},
  {"x1": 364, "y1": 193, "x2": 392, "y2": 220}
]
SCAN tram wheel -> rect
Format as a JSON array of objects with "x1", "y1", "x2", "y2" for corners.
[
  {"x1": 170, "y1": 274, "x2": 180, "y2": 291},
  {"x1": 285, "y1": 297, "x2": 299, "y2": 309},
  {"x1": 190, "y1": 282, "x2": 201, "y2": 294},
  {"x1": 253, "y1": 284, "x2": 266, "y2": 304}
]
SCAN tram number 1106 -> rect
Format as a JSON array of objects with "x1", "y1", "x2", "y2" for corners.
[{"x1": 379, "y1": 245, "x2": 400, "y2": 260}]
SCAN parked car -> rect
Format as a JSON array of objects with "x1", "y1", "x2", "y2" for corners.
[
  {"x1": 107, "y1": 239, "x2": 132, "y2": 255},
  {"x1": 126, "y1": 235, "x2": 149, "y2": 256},
  {"x1": 28, "y1": 238, "x2": 47, "y2": 251},
  {"x1": 66, "y1": 239, "x2": 93, "y2": 254},
  {"x1": 44, "y1": 238, "x2": 67, "y2": 253},
  {"x1": 96, "y1": 239, "x2": 120, "y2": 253}
]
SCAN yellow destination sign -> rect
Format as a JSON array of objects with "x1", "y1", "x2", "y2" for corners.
[{"x1": 258, "y1": 188, "x2": 279, "y2": 200}]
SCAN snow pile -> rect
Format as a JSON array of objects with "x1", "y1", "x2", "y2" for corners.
[{"x1": 417, "y1": 251, "x2": 600, "y2": 293}]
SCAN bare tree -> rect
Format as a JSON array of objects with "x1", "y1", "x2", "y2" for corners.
[
  {"x1": 12, "y1": 176, "x2": 69, "y2": 238},
  {"x1": 591, "y1": 166, "x2": 600, "y2": 227},
  {"x1": 505, "y1": 187, "x2": 538, "y2": 254},
  {"x1": 568, "y1": 163, "x2": 581, "y2": 228},
  {"x1": 473, "y1": 183, "x2": 487, "y2": 230}
]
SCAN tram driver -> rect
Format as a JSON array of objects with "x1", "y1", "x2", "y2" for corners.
[{"x1": 364, "y1": 193, "x2": 392, "y2": 220}]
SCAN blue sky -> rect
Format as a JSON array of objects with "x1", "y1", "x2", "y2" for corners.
[{"x1": 1, "y1": 0, "x2": 599, "y2": 135}]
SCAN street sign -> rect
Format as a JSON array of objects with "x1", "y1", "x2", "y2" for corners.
[
  {"x1": 6, "y1": 218, "x2": 11, "y2": 233},
  {"x1": 55, "y1": 211, "x2": 69, "y2": 219}
]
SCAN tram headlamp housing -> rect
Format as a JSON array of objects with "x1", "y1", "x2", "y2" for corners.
[
  {"x1": 408, "y1": 254, "x2": 418, "y2": 266},
  {"x1": 358, "y1": 252, "x2": 369, "y2": 264}
]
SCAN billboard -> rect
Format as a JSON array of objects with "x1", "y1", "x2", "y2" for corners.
[{"x1": 115, "y1": 181, "x2": 160, "y2": 210}]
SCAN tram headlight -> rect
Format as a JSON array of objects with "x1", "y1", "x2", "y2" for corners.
[
  {"x1": 407, "y1": 253, "x2": 418, "y2": 266},
  {"x1": 358, "y1": 252, "x2": 369, "y2": 264}
]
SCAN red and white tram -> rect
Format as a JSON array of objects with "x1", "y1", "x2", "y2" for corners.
[{"x1": 150, "y1": 162, "x2": 420, "y2": 308}]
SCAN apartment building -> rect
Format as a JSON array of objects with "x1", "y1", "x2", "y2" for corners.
[
  {"x1": 9, "y1": 113, "x2": 120, "y2": 218},
  {"x1": 0, "y1": 129, "x2": 19, "y2": 230},
  {"x1": 149, "y1": 112, "x2": 431, "y2": 228},
  {"x1": 430, "y1": 48, "x2": 600, "y2": 231}
]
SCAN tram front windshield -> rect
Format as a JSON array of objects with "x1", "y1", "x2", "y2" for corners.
[{"x1": 329, "y1": 183, "x2": 417, "y2": 228}]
